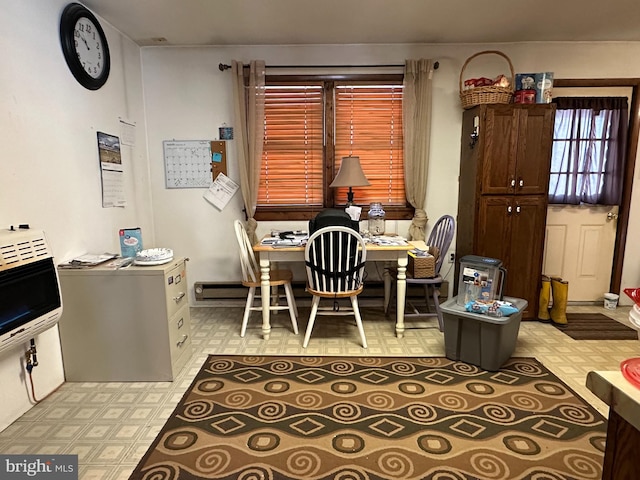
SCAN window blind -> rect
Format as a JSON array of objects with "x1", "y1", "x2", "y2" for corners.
[
  {"x1": 259, "y1": 85, "x2": 324, "y2": 206},
  {"x1": 335, "y1": 84, "x2": 405, "y2": 205}
]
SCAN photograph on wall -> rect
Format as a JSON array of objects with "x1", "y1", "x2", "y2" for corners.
[{"x1": 97, "y1": 131, "x2": 126, "y2": 207}]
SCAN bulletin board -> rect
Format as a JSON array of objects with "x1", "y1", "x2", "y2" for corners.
[
  {"x1": 163, "y1": 140, "x2": 213, "y2": 188},
  {"x1": 210, "y1": 141, "x2": 228, "y2": 179}
]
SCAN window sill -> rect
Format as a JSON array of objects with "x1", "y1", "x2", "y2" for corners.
[{"x1": 254, "y1": 205, "x2": 415, "y2": 222}]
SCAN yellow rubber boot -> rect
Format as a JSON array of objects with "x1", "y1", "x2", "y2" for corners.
[
  {"x1": 538, "y1": 275, "x2": 551, "y2": 322},
  {"x1": 549, "y1": 277, "x2": 569, "y2": 326}
]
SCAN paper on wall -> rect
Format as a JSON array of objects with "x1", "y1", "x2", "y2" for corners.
[{"x1": 203, "y1": 173, "x2": 239, "y2": 211}]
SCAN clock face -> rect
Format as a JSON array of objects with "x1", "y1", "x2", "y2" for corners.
[
  {"x1": 73, "y1": 17, "x2": 106, "y2": 79},
  {"x1": 60, "y1": 3, "x2": 110, "y2": 90}
]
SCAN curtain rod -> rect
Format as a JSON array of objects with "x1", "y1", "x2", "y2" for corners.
[{"x1": 218, "y1": 61, "x2": 439, "y2": 71}]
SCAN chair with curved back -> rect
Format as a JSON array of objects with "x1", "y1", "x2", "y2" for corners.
[
  {"x1": 233, "y1": 220, "x2": 299, "y2": 337},
  {"x1": 303, "y1": 226, "x2": 368, "y2": 348},
  {"x1": 383, "y1": 214, "x2": 455, "y2": 331}
]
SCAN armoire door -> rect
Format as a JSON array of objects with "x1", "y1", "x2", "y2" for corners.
[
  {"x1": 513, "y1": 106, "x2": 555, "y2": 195},
  {"x1": 481, "y1": 107, "x2": 519, "y2": 195},
  {"x1": 507, "y1": 196, "x2": 548, "y2": 318},
  {"x1": 476, "y1": 196, "x2": 512, "y2": 265},
  {"x1": 480, "y1": 104, "x2": 555, "y2": 196},
  {"x1": 476, "y1": 195, "x2": 547, "y2": 319}
]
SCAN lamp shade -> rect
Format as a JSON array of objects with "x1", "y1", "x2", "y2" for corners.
[{"x1": 330, "y1": 156, "x2": 371, "y2": 188}]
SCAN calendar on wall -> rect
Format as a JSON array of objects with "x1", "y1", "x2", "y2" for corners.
[{"x1": 163, "y1": 140, "x2": 212, "y2": 188}]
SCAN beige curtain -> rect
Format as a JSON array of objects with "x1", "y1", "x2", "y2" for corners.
[
  {"x1": 232, "y1": 60, "x2": 265, "y2": 243},
  {"x1": 403, "y1": 59, "x2": 435, "y2": 241}
]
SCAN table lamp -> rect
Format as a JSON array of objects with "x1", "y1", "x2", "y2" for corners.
[{"x1": 330, "y1": 156, "x2": 371, "y2": 206}]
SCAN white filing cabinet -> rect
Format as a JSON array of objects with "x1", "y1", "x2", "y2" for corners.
[{"x1": 57, "y1": 258, "x2": 192, "y2": 381}]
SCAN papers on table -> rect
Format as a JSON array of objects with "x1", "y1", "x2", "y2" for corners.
[
  {"x1": 260, "y1": 232, "x2": 308, "y2": 248},
  {"x1": 272, "y1": 239, "x2": 306, "y2": 248},
  {"x1": 367, "y1": 235, "x2": 409, "y2": 246},
  {"x1": 260, "y1": 238, "x2": 307, "y2": 248},
  {"x1": 58, "y1": 253, "x2": 118, "y2": 269},
  {"x1": 259, "y1": 232, "x2": 408, "y2": 248}
]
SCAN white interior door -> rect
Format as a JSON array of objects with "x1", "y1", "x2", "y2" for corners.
[
  {"x1": 543, "y1": 205, "x2": 618, "y2": 301},
  {"x1": 541, "y1": 85, "x2": 630, "y2": 302}
]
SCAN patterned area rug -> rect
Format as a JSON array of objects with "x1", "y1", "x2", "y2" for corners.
[
  {"x1": 556, "y1": 313, "x2": 638, "y2": 340},
  {"x1": 129, "y1": 356, "x2": 606, "y2": 480}
]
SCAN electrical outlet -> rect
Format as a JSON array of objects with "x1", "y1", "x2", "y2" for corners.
[{"x1": 448, "y1": 253, "x2": 455, "y2": 263}]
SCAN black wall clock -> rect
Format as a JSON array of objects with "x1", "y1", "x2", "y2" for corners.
[{"x1": 59, "y1": 3, "x2": 110, "y2": 90}]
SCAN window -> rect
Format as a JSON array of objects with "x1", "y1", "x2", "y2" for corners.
[
  {"x1": 549, "y1": 97, "x2": 627, "y2": 205},
  {"x1": 255, "y1": 74, "x2": 412, "y2": 221}
]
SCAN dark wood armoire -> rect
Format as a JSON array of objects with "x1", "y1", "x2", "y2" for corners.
[{"x1": 454, "y1": 103, "x2": 556, "y2": 319}]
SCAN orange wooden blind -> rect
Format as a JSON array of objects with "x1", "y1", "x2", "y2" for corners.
[
  {"x1": 335, "y1": 84, "x2": 405, "y2": 205},
  {"x1": 259, "y1": 84, "x2": 324, "y2": 206}
]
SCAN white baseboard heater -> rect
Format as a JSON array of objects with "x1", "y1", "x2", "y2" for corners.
[{"x1": 194, "y1": 281, "x2": 449, "y2": 302}]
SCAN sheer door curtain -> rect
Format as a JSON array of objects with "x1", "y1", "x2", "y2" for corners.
[{"x1": 549, "y1": 97, "x2": 628, "y2": 205}]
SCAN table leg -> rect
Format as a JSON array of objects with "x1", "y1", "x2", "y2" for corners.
[
  {"x1": 395, "y1": 254, "x2": 408, "y2": 338},
  {"x1": 383, "y1": 264, "x2": 391, "y2": 314},
  {"x1": 259, "y1": 257, "x2": 271, "y2": 340}
]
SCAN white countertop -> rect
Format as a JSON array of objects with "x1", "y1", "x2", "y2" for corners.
[{"x1": 586, "y1": 370, "x2": 640, "y2": 430}]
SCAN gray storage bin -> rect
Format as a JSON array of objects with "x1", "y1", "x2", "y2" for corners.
[{"x1": 440, "y1": 296, "x2": 528, "y2": 371}]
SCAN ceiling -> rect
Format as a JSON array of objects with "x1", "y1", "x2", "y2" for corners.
[{"x1": 82, "y1": 0, "x2": 640, "y2": 47}]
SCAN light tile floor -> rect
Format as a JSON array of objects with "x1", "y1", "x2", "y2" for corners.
[{"x1": 0, "y1": 302, "x2": 638, "y2": 480}]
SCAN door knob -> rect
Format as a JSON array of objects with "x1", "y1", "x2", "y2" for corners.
[{"x1": 607, "y1": 212, "x2": 619, "y2": 220}]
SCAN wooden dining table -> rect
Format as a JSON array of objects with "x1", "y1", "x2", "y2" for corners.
[{"x1": 253, "y1": 239, "x2": 415, "y2": 340}]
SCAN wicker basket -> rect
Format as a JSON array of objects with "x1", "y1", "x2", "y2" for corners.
[
  {"x1": 459, "y1": 50, "x2": 515, "y2": 109},
  {"x1": 407, "y1": 246, "x2": 440, "y2": 279}
]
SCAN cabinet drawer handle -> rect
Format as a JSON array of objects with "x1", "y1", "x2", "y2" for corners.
[
  {"x1": 510, "y1": 179, "x2": 516, "y2": 187},
  {"x1": 518, "y1": 178, "x2": 524, "y2": 188},
  {"x1": 516, "y1": 205, "x2": 521, "y2": 214},
  {"x1": 176, "y1": 334, "x2": 188, "y2": 347},
  {"x1": 173, "y1": 292, "x2": 186, "y2": 303},
  {"x1": 507, "y1": 205, "x2": 513, "y2": 214}
]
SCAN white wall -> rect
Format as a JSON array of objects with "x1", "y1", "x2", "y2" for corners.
[
  {"x1": 0, "y1": 1, "x2": 151, "y2": 430},
  {"x1": 141, "y1": 42, "x2": 640, "y2": 303}
]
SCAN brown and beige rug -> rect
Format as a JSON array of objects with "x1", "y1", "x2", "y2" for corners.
[
  {"x1": 130, "y1": 356, "x2": 606, "y2": 480},
  {"x1": 556, "y1": 312, "x2": 638, "y2": 340}
]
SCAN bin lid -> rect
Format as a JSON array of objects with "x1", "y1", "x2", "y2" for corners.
[{"x1": 459, "y1": 255, "x2": 503, "y2": 267}]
